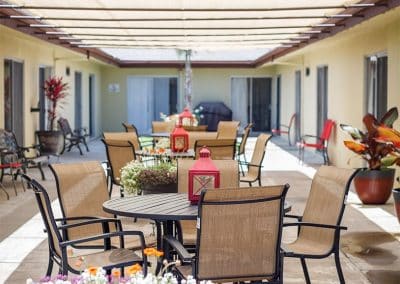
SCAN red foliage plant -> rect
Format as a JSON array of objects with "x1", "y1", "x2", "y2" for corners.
[{"x1": 44, "y1": 77, "x2": 69, "y2": 130}]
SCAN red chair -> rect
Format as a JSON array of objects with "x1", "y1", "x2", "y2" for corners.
[
  {"x1": 272, "y1": 113, "x2": 296, "y2": 145},
  {"x1": 297, "y1": 119, "x2": 335, "y2": 165}
]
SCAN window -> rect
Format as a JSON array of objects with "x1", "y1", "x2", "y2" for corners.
[{"x1": 366, "y1": 54, "x2": 387, "y2": 120}]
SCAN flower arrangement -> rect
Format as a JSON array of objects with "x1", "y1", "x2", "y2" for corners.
[
  {"x1": 340, "y1": 107, "x2": 400, "y2": 170},
  {"x1": 120, "y1": 161, "x2": 177, "y2": 195},
  {"x1": 192, "y1": 106, "x2": 204, "y2": 125}
]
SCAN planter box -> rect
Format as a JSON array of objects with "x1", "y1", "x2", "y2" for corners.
[{"x1": 142, "y1": 183, "x2": 178, "y2": 195}]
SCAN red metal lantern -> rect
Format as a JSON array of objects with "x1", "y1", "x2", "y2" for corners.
[
  {"x1": 179, "y1": 107, "x2": 195, "y2": 126},
  {"x1": 170, "y1": 124, "x2": 189, "y2": 152},
  {"x1": 188, "y1": 147, "x2": 220, "y2": 204}
]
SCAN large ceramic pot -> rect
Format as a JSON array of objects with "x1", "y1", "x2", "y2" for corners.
[
  {"x1": 35, "y1": 130, "x2": 63, "y2": 156},
  {"x1": 392, "y1": 188, "x2": 400, "y2": 223},
  {"x1": 142, "y1": 183, "x2": 178, "y2": 195},
  {"x1": 354, "y1": 169, "x2": 395, "y2": 204}
]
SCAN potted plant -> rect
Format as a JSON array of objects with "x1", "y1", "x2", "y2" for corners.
[
  {"x1": 120, "y1": 161, "x2": 177, "y2": 195},
  {"x1": 35, "y1": 76, "x2": 69, "y2": 156},
  {"x1": 340, "y1": 107, "x2": 400, "y2": 204}
]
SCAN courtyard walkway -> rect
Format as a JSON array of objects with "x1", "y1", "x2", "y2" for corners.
[{"x1": 0, "y1": 136, "x2": 399, "y2": 283}]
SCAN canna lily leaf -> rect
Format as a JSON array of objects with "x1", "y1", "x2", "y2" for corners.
[
  {"x1": 381, "y1": 155, "x2": 400, "y2": 167},
  {"x1": 380, "y1": 107, "x2": 398, "y2": 127},
  {"x1": 343, "y1": 141, "x2": 367, "y2": 154},
  {"x1": 340, "y1": 124, "x2": 364, "y2": 140},
  {"x1": 363, "y1": 113, "x2": 379, "y2": 134},
  {"x1": 376, "y1": 126, "x2": 400, "y2": 148}
]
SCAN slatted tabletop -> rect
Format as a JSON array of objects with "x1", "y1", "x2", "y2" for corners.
[{"x1": 103, "y1": 193, "x2": 198, "y2": 221}]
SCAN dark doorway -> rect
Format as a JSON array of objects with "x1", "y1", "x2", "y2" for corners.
[
  {"x1": 276, "y1": 75, "x2": 281, "y2": 130},
  {"x1": 74, "y1": 72, "x2": 82, "y2": 130},
  {"x1": 4, "y1": 59, "x2": 24, "y2": 144},
  {"x1": 295, "y1": 71, "x2": 302, "y2": 142},
  {"x1": 317, "y1": 66, "x2": 328, "y2": 137},
  {"x1": 252, "y1": 78, "x2": 272, "y2": 132},
  {"x1": 39, "y1": 66, "x2": 52, "y2": 130},
  {"x1": 89, "y1": 74, "x2": 95, "y2": 137}
]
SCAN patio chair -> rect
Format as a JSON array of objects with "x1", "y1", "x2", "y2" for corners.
[
  {"x1": 297, "y1": 119, "x2": 335, "y2": 165},
  {"x1": 0, "y1": 129, "x2": 48, "y2": 181},
  {"x1": 57, "y1": 117, "x2": 89, "y2": 155},
  {"x1": 50, "y1": 161, "x2": 154, "y2": 250},
  {"x1": 164, "y1": 184, "x2": 289, "y2": 283},
  {"x1": 122, "y1": 122, "x2": 153, "y2": 149},
  {"x1": 102, "y1": 138, "x2": 137, "y2": 197},
  {"x1": 240, "y1": 133, "x2": 272, "y2": 186},
  {"x1": 152, "y1": 121, "x2": 175, "y2": 133},
  {"x1": 216, "y1": 121, "x2": 240, "y2": 139},
  {"x1": 176, "y1": 159, "x2": 239, "y2": 248},
  {"x1": 22, "y1": 174, "x2": 147, "y2": 277},
  {"x1": 235, "y1": 122, "x2": 253, "y2": 173},
  {"x1": 194, "y1": 139, "x2": 236, "y2": 160},
  {"x1": 272, "y1": 113, "x2": 296, "y2": 146},
  {"x1": 283, "y1": 166, "x2": 359, "y2": 284}
]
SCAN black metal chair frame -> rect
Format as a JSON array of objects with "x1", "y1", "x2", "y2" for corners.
[
  {"x1": 58, "y1": 118, "x2": 89, "y2": 155},
  {"x1": 283, "y1": 169, "x2": 360, "y2": 284},
  {"x1": 236, "y1": 122, "x2": 253, "y2": 174},
  {"x1": 22, "y1": 174, "x2": 147, "y2": 277},
  {"x1": 164, "y1": 185, "x2": 289, "y2": 283},
  {"x1": 122, "y1": 122, "x2": 154, "y2": 149},
  {"x1": 102, "y1": 138, "x2": 137, "y2": 197}
]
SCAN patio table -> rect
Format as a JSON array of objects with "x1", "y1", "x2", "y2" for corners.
[{"x1": 136, "y1": 149, "x2": 195, "y2": 164}]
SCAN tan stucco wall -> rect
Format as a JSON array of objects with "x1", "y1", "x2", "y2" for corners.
[
  {"x1": 273, "y1": 7, "x2": 400, "y2": 168},
  {"x1": 0, "y1": 25, "x2": 104, "y2": 145},
  {"x1": 100, "y1": 66, "x2": 273, "y2": 132}
]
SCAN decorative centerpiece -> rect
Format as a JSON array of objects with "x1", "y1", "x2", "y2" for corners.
[
  {"x1": 120, "y1": 161, "x2": 177, "y2": 195},
  {"x1": 340, "y1": 107, "x2": 400, "y2": 204},
  {"x1": 188, "y1": 147, "x2": 220, "y2": 204}
]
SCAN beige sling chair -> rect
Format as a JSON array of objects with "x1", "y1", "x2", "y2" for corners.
[
  {"x1": 283, "y1": 166, "x2": 359, "y2": 284},
  {"x1": 240, "y1": 133, "x2": 272, "y2": 186},
  {"x1": 194, "y1": 139, "x2": 236, "y2": 160},
  {"x1": 164, "y1": 185, "x2": 289, "y2": 283},
  {"x1": 216, "y1": 120, "x2": 240, "y2": 139},
  {"x1": 102, "y1": 138, "x2": 137, "y2": 197},
  {"x1": 23, "y1": 173, "x2": 147, "y2": 277},
  {"x1": 236, "y1": 122, "x2": 253, "y2": 174},
  {"x1": 122, "y1": 122, "x2": 153, "y2": 149},
  {"x1": 50, "y1": 161, "x2": 155, "y2": 252},
  {"x1": 176, "y1": 159, "x2": 239, "y2": 248}
]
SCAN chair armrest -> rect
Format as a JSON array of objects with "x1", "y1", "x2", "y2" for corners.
[
  {"x1": 238, "y1": 161, "x2": 263, "y2": 168},
  {"x1": 283, "y1": 222, "x2": 347, "y2": 230},
  {"x1": 60, "y1": 230, "x2": 146, "y2": 248},
  {"x1": 279, "y1": 124, "x2": 290, "y2": 129},
  {"x1": 163, "y1": 235, "x2": 193, "y2": 263},
  {"x1": 284, "y1": 214, "x2": 302, "y2": 221},
  {"x1": 300, "y1": 135, "x2": 319, "y2": 142},
  {"x1": 57, "y1": 217, "x2": 122, "y2": 231}
]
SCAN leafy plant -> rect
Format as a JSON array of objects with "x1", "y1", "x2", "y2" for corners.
[
  {"x1": 340, "y1": 107, "x2": 400, "y2": 170},
  {"x1": 120, "y1": 161, "x2": 177, "y2": 195},
  {"x1": 44, "y1": 76, "x2": 69, "y2": 130}
]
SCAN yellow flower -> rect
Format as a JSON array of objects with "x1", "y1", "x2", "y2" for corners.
[
  {"x1": 127, "y1": 263, "x2": 142, "y2": 275},
  {"x1": 143, "y1": 247, "x2": 156, "y2": 256},
  {"x1": 88, "y1": 266, "x2": 98, "y2": 276}
]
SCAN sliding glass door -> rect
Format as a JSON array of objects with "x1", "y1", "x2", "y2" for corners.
[{"x1": 231, "y1": 77, "x2": 272, "y2": 132}]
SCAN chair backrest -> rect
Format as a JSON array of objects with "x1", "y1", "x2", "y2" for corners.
[
  {"x1": 216, "y1": 121, "x2": 240, "y2": 139},
  {"x1": 288, "y1": 113, "x2": 296, "y2": 128},
  {"x1": 238, "y1": 122, "x2": 253, "y2": 155},
  {"x1": 196, "y1": 185, "x2": 289, "y2": 282},
  {"x1": 103, "y1": 132, "x2": 141, "y2": 152},
  {"x1": 152, "y1": 121, "x2": 175, "y2": 133},
  {"x1": 248, "y1": 133, "x2": 271, "y2": 177},
  {"x1": 50, "y1": 161, "x2": 112, "y2": 240},
  {"x1": 0, "y1": 129, "x2": 20, "y2": 162},
  {"x1": 320, "y1": 119, "x2": 335, "y2": 144},
  {"x1": 300, "y1": 166, "x2": 357, "y2": 252},
  {"x1": 102, "y1": 138, "x2": 136, "y2": 185},
  {"x1": 122, "y1": 122, "x2": 140, "y2": 136},
  {"x1": 24, "y1": 175, "x2": 63, "y2": 258},
  {"x1": 58, "y1": 118, "x2": 73, "y2": 136},
  {"x1": 177, "y1": 159, "x2": 239, "y2": 193},
  {"x1": 194, "y1": 139, "x2": 236, "y2": 160}
]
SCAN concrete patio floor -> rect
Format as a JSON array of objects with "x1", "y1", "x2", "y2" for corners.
[{"x1": 0, "y1": 136, "x2": 399, "y2": 283}]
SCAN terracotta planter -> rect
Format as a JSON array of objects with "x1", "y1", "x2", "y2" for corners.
[
  {"x1": 354, "y1": 169, "x2": 395, "y2": 204},
  {"x1": 142, "y1": 183, "x2": 177, "y2": 195},
  {"x1": 393, "y1": 188, "x2": 400, "y2": 223}
]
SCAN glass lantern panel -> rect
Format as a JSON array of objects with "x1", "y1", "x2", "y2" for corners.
[
  {"x1": 175, "y1": 136, "x2": 185, "y2": 150},
  {"x1": 193, "y1": 175, "x2": 215, "y2": 194}
]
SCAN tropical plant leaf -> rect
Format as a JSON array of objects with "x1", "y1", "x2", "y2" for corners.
[
  {"x1": 340, "y1": 124, "x2": 364, "y2": 140},
  {"x1": 363, "y1": 113, "x2": 378, "y2": 134},
  {"x1": 376, "y1": 126, "x2": 400, "y2": 148},
  {"x1": 380, "y1": 107, "x2": 398, "y2": 127},
  {"x1": 381, "y1": 155, "x2": 400, "y2": 167},
  {"x1": 343, "y1": 141, "x2": 367, "y2": 154}
]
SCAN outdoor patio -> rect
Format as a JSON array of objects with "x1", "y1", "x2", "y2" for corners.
[{"x1": 0, "y1": 136, "x2": 399, "y2": 283}]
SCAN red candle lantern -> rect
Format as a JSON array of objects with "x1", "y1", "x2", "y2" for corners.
[
  {"x1": 170, "y1": 108, "x2": 191, "y2": 152},
  {"x1": 179, "y1": 107, "x2": 195, "y2": 126},
  {"x1": 188, "y1": 147, "x2": 220, "y2": 204}
]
